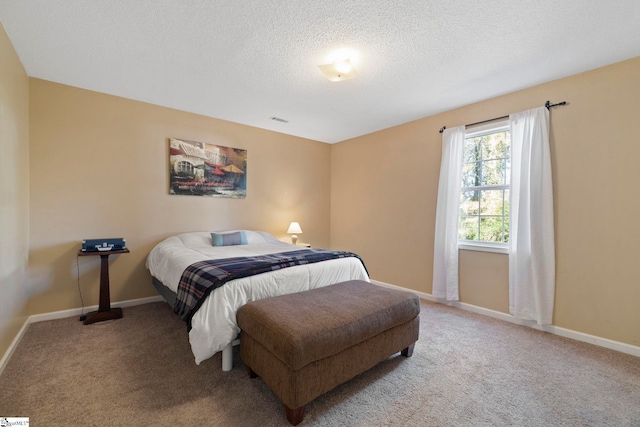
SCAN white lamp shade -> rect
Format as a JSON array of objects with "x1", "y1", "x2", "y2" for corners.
[{"x1": 287, "y1": 222, "x2": 303, "y2": 234}]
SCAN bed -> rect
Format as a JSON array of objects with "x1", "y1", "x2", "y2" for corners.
[{"x1": 145, "y1": 230, "x2": 370, "y2": 371}]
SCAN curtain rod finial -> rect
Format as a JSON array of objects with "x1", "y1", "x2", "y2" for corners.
[
  {"x1": 545, "y1": 100, "x2": 567, "y2": 110},
  {"x1": 439, "y1": 126, "x2": 446, "y2": 134}
]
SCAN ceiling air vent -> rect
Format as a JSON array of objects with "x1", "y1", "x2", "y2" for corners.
[{"x1": 269, "y1": 116, "x2": 289, "y2": 123}]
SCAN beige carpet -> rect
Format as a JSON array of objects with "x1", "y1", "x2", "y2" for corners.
[{"x1": 1, "y1": 300, "x2": 638, "y2": 426}]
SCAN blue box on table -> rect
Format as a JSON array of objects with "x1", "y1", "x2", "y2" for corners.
[{"x1": 81, "y1": 238, "x2": 126, "y2": 252}]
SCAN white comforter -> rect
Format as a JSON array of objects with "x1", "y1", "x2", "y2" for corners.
[{"x1": 146, "y1": 231, "x2": 369, "y2": 364}]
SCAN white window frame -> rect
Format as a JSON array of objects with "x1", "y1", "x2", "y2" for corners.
[{"x1": 458, "y1": 120, "x2": 510, "y2": 255}]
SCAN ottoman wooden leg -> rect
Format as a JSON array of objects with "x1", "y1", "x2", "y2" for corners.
[
  {"x1": 285, "y1": 404, "x2": 305, "y2": 426},
  {"x1": 246, "y1": 365, "x2": 259, "y2": 379},
  {"x1": 401, "y1": 342, "x2": 415, "y2": 357}
]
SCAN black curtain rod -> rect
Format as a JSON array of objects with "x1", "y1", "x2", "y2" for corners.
[{"x1": 438, "y1": 100, "x2": 567, "y2": 133}]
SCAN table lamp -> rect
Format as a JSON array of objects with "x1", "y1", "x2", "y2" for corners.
[{"x1": 287, "y1": 222, "x2": 303, "y2": 244}]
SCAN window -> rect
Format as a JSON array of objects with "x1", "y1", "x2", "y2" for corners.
[
  {"x1": 458, "y1": 122, "x2": 510, "y2": 253},
  {"x1": 175, "y1": 160, "x2": 195, "y2": 175}
]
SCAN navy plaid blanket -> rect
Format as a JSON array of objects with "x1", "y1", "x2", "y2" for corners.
[{"x1": 174, "y1": 248, "x2": 367, "y2": 330}]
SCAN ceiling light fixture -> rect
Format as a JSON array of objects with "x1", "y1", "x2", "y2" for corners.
[{"x1": 318, "y1": 58, "x2": 359, "y2": 82}]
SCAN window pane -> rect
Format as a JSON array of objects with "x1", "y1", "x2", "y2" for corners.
[
  {"x1": 459, "y1": 216, "x2": 479, "y2": 241},
  {"x1": 504, "y1": 189, "x2": 510, "y2": 216},
  {"x1": 462, "y1": 162, "x2": 480, "y2": 188},
  {"x1": 463, "y1": 138, "x2": 481, "y2": 162},
  {"x1": 458, "y1": 127, "x2": 511, "y2": 247},
  {"x1": 480, "y1": 189, "x2": 504, "y2": 215},
  {"x1": 460, "y1": 191, "x2": 479, "y2": 215},
  {"x1": 482, "y1": 131, "x2": 509, "y2": 160},
  {"x1": 479, "y1": 217, "x2": 503, "y2": 242},
  {"x1": 504, "y1": 215, "x2": 510, "y2": 243},
  {"x1": 481, "y1": 159, "x2": 507, "y2": 186}
]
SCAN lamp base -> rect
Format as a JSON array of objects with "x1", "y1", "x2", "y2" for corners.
[{"x1": 291, "y1": 234, "x2": 298, "y2": 245}]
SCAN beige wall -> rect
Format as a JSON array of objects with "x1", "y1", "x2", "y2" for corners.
[
  {"x1": 331, "y1": 56, "x2": 640, "y2": 347},
  {"x1": 28, "y1": 79, "x2": 331, "y2": 314},
  {"x1": 0, "y1": 23, "x2": 30, "y2": 359}
]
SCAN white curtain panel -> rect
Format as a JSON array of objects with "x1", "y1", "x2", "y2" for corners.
[
  {"x1": 432, "y1": 126, "x2": 465, "y2": 301},
  {"x1": 509, "y1": 107, "x2": 555, "y2": 325}
]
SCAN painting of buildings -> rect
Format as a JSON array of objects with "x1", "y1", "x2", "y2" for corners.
[{"x1": 169, "y1": 138, "x2": 247, "y2": 198}]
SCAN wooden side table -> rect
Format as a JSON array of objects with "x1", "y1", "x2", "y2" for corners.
[{"x1": 77, "y1": 248, "x2": 130, "y2": 325}]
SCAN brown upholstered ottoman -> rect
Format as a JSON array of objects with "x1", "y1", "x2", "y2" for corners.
[{"x1": 237, "y1": 280, "x2": 420, "y2": 425}]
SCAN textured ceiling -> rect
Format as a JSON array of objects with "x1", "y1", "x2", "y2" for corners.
[{"x1": 1, "y1": 1, "x2": 639, "y2": 143}]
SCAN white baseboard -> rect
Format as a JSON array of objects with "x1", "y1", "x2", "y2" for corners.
[
  {"x1": 371, "y1": 279, "x2": 640, "y2": 358},
  {"x1": 0, "y1": 295, "x2": 164, "y2": 377},
  {"x1": 0, "y1": 317, "x2": 31, "y2": 379},
  {"x1": 28, "y1": 295, "x2": 164, "y2": 323}
]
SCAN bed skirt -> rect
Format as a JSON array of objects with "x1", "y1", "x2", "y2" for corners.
[{"x1": 152, "y1": 276, "x2": 177, "y2": 307}]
